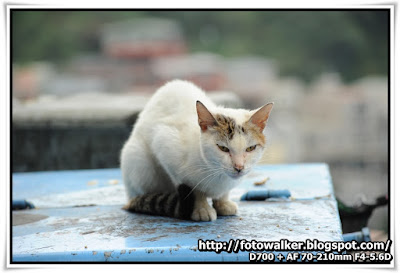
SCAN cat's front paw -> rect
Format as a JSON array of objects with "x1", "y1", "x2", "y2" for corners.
[
  {"x1": 213, "y1": 200, "x2": 238, "y2": 216},
  {"x1": 191, "y1": 206, "x2": 217, "y2": 221}
]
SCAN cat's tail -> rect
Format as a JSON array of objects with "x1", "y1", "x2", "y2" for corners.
[{"x1": 122, "y1": 184, "x2": 195, "y2": 220}]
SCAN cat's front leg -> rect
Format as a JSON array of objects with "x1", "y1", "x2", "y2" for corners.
[
  {"x1": 191, "y1": 190, "x2": 217, "y2": 221},
  {"x1": 212, "y1": 193, "x2": 238, "y2": 216}
]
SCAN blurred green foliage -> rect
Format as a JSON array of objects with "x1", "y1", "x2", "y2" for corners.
[{"x1": 12, "y1": 10, "x2": 388, "y2": 82}]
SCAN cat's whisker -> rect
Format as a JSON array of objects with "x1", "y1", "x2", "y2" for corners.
[
  {"x1": 199, "y1": 173, "x2": 223, "y2": 199},
  {"x1": 183, "y1": 171, "x2": 219, "y2": 199},
  {"x1": 177, "y1": 163, "x2": 221, "y2": 172},
  {"x1": 183, "y1": 169, "x2": 224, "y2": 200},
  {"x1": 179, "y1": 166, "x2": 221, "y2": 182},
  {"x1": 201, "y1": 171, "x2": 223, "y2": 194}
]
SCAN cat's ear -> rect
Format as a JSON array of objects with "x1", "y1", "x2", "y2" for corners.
[
  {"x1": 196, "y1": 101, "x2": 217, "y2": 132},
  {"x1": 249, "y1": 102, "x2": 274, "y2": 131}
]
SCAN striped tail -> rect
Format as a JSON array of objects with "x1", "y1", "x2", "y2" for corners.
[{"x1": 123, "y1": 184, "x2": 195, "y2": 220}]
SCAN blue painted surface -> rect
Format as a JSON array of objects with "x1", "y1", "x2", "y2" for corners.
[
  {"x1": 12, "y1": 163, "x2": 332, "y2": 201},
  {"x1": 12, "y1": 168, "x2": 121, "y2": 200},
  {"x1": 12, "y1": 163, "x2": 343, "y2": 262},
  {"x1": 13, "y1": 249, "x2": 246, "y2": 262},
  {"x1": 13, "y1": 249, "x2": 330, "y2": 262}
]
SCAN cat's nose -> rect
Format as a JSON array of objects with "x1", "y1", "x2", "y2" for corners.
[{"x1": 234, "y1": 164, "x2": 244, "y2": 173}]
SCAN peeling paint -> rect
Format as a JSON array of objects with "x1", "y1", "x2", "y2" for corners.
[
  {"x1": 12, "y1": 164, "x2": 343, "y2": 262},
  {"x1": 189, "y1": 246, "x2": 198, "y2": 252},
  {"x1": 12, "y1": 213, "x2": 48, "y2": 226},
  {"x1": 81, "y1": 230, "x2": 95, "y2": 235},
  {"x1": 104, "y1": 251, "x2": 112, "y2": 258},
  {"x1": 87, "y1": 180, "x2": 98, "y2": 186},
  {"x1": 108, "y1": 179, "x2": 119, "y2": 185}
]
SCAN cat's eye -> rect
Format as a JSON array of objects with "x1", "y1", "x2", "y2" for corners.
[
  {"x1": 246, "y1": 145, "x2": 257, "y2": 152},
  {"x1": 217, "y1": 144, "x2": 230, "y2": 153}
]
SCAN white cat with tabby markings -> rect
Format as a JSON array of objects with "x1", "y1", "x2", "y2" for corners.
[{"x1": 121, "y1": 80, "x2": 273, "y2": 221}]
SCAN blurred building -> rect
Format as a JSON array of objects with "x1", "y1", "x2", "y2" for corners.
[
  {"x1": 224, "y1": 56, "x2": 278, "y2": 104},
  {"x1": 55, "y1": 18, "x2": 224, "y2": 92},
  {"x1": 151, "y1": 52, "x2": 226, "y2": 90},
  {"x1": 299, "y1": 74, "x2": 388, "y2": 166},
  {"x1": 101, "y1": 18, "x2": 186, "y2": 59}
]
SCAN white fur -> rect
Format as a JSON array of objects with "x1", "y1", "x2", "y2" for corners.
[{"x1": 120, "y1": 80, "x2": 268, "y2": 201}]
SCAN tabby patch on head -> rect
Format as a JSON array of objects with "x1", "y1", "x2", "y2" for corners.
[
  {"x1": 196, "y1": 101, "x2": 273, "y2": 146},
  {"x1": 214, "y1": 114, "x2": 241, "y2": 140},
  {"x1": 213, "y1": 114, "x2": 266, "y2": 146}
]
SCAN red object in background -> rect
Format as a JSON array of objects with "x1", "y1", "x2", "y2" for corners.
[
  {"x1": 104, "y1": 41, "x2": 187, "y2": 59},
  {"x1": 13, "y1": 67, "x2": 39, "y2": 100}
]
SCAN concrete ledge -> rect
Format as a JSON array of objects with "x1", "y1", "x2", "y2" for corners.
[
  {"x1": 13, "y1": 91, "x2": 243, "y2": 127},
  {"x1": 12, "y1": 91, "x2": 243, "y2": 172}
]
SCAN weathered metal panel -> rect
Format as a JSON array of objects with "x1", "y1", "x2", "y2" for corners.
[{"x1": 12, "y1": 163, "x2": 342, "y2": 262}]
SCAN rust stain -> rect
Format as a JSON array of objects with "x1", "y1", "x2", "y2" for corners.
[
  {"x1": 172, "y1": 245, "x2": 180, "y2": 251},
  {"x1": 81, "y1": 230, "x2": 95, "y2": 235},
  {"x1": 108, "y1": 179, "x2": 119, "y2": 185},
  {"x1": 190, "y1": 246, "x2": 198, "y2": 252},
  {"x1": 50, "y1": 217, "x2": 80, "y2": 229},
  {"x1": 144, "y1": 234, "x2": 169, "y2": 242},
  {"x1": 104, "y1": 251, "x2": 113, "y2": 258},
  {"x1": 87, "y1": 180, "x2": 98, "y2": 186},
  {"x1": 315, "y1": 194, "x2": 332, "y2": 200},
  {"x1": 253, "y1": 177, "x2": 269, "y2": 186},
  {"x1": 12, "y1": 213, "x2": 48, "y2": 226}
]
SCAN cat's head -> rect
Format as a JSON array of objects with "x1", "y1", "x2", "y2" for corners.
[{"x1": 196, "y1": 101, "x2": 273, "y2": 179}]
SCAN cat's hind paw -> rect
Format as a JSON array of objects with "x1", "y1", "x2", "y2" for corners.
[
  {"x1": 213, "y1": 200, "x2": 238, "y2": 216},
  {"x1": 191, "y1": 206, "x2": 217, "y2": 221}
]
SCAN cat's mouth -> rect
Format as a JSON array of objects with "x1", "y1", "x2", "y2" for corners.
[{"x1": 228, "y1": 170, "x2": 248, "y2": 179}]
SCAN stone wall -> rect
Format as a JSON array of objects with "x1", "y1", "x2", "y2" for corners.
[{"x1": 12, "y1": 91, "x2": 243, "y2": 172}]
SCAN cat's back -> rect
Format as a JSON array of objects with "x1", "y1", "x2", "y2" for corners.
[
  {"x1": 146, "y1": 79, "x2": 212, "y2": 112},
  {"x1": 136, "y1": 80, "x2": 214, "y2": 128}
]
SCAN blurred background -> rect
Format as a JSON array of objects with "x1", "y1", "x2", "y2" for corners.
[{"x1": 12, "y1": 10, "x2": 389, "y2": 234}]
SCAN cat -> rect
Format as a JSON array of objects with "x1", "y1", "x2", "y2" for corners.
[{"x1": 121, "y1": 80, "x2": 273, "y2": 221}]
